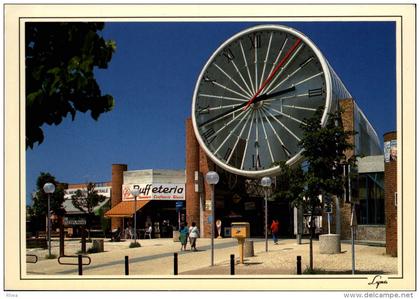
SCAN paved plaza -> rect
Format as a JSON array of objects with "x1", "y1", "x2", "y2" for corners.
[{"x1": 25, "y1": 237, "x2": 397, "y2": 276}]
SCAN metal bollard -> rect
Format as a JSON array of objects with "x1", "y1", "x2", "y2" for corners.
[
  {"x1": 230, "y1": 254, "x2": 235, "y2": 275},
  {"x1": 174, "y1": 253, "x2": 178, "y2": 275},
  {"x1": 78, "y1": 254, "x2": 83, "y2": 275},
  {"x1": 81, "y1": 229, "x2": 86, "y2": 254},
  {"x1": 125, "y1": 256, "x2": 129, "y2": 275},
  {"x1": 297, "y1": 256, "x2": 302, "y2": 275}
]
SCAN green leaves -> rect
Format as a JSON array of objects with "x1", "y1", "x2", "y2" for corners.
[
  {"x1": 71, "y1": 182, "x2": 106, "y2": 214},
  {"x1": 32, "y1": 172, "x2": 66, "y2": 218},
  {"x1": 273, "y1": 106, "x2": 356, "y2": 211},
  {"x1": 25, "y1": 22, "x2": 116, "y2": 149},
  {"x1": 298, "y1": 106, "x2": 357, "y2": 202}
]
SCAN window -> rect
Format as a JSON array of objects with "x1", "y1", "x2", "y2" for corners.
[{"x1": 356, "y1": 172, "x2": 384, "y2": 225}]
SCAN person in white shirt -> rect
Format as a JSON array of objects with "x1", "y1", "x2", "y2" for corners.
[{"x1": 188, "y1": 222, "x2": 199, "y2": 251}]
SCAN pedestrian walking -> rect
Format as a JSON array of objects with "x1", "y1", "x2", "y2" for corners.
[
  {"x1": 179, "y1": 223, "x2": 189, "y2": 251},
  {"x1": 189, "y1": 222, "x2": 199, "y2": 251},
  {"x1": 271, "y1": 219, "x2": 279, "y2": 245}
]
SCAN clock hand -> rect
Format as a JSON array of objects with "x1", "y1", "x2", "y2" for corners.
[
  {"x1": 243, "y1": 38, "x2": 302, "y2": 111},
  {"x1": 198, "y1": 86, "x2": 296, "y2": 128},
  {"x1": 254, "y1": 86, "x2": 296, "y2": 102},
  {"x1": 198, "y1": 102, "x2": 247, "y2": 127}
]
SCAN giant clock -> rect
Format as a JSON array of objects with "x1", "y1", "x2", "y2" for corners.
[{"x1": 192, "y1": 24, "x2": 350, "y2": 177}]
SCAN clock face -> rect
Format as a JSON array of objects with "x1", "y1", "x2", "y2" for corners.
[{"x1": 192, "y1": 25, "x2": 331, "y2": 177}]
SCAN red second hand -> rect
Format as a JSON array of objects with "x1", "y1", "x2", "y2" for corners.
[{"x1": 243, "y1": 38, "x2": 302, "y2": 110}]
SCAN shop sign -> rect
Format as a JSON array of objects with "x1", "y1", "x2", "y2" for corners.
[
  {"x1": 122, "y1": 183, "x2": 185, "y2": 201},
  {"x1": 65, "y1": 187, "x2": 111, "y2": 199},
  {"x1": 63, "y1": 217, "x2": 86, "y2": 226}
]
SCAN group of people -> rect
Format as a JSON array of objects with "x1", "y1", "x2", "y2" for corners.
[
  {"x1": 178, "y1": 219, "x2": 281, "y2": 250},
  {"x1": 178, "y1": 222, "x2": 199, "y2": 251}
]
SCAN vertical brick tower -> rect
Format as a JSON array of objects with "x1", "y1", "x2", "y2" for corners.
[
  {"x1": 111, "y1": 163, "x2": 127, "y2": 230},
  {"x1": 185, "y1": 118, "x2": 200, "y2": 228},
  {"x1": 337, "y1": 99, "x2": 357, "y2": 239},
  {"x1": 384, "y1": 131, "x2": 397, "y2": 256},
  {"x1": 186, "y1": 117, "x2": 215, "y2": 237}
]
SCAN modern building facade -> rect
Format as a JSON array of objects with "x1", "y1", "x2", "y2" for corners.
[
  {"x1": 105, "y1": 168, "x2": 186, "y2": 238},
  {"x1": 185, "y1": 98, "x2": 392, "y2": 243}
]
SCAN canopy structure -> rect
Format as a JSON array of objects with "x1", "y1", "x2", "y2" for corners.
[{"x1": 104, "y1": 200, "x2": 150, "y2": 218}]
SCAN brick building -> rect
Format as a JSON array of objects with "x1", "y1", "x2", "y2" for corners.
[{"x1": 185, "y1": 98, "x2": 393, "y2": 243}]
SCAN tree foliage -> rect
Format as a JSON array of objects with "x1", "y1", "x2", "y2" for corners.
[
  {"x1": 71, "y1": 182, "x2": 106, "y2": 239},
  {"x1": 71, "y1": 182, "x2": 106, "y2": 215},
  {"x1": 26, "y1": 22, "x2": 116, "y2": 149},
  {"x1": 272, "y1": 107, "x2": 357, "y2": 270},
  {"x1": 31, "y1": 172, "x2": 66, "y2": 218},
  {"x1": 272, "y1": 161, "x2": 305, "y2": 205},
  {"x1": 299, "y1": 107, "x2": 357, "y2": 270},
  {"x1": 299, "y1": 107, "x2": 357, "y2": 202}
]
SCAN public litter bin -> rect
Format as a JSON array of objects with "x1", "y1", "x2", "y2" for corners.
[{"x1": 92, "y1": 239, "x2": 104, "y2": 252}]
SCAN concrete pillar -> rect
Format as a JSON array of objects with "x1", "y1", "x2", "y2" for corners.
[
  {"x1": 384, "y1": 131, "x2": 397, "y2": 257},
  {"x1": 111, "y1": 164, "x2": 127, "y2": 230},
  {"x1": 185, "y1": 118, "x2": 200, "y2": 230}
]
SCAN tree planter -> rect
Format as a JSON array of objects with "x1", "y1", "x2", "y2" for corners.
[{"x1": 319, "y1": 234, "x2": 341, "y2": 254}]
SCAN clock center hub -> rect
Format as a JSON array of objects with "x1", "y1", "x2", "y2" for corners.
[{"x1": 252, "y1": 101, "x2": 265, "y2": 110}]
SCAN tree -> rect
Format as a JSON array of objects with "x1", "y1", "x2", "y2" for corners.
[
  {"x1": 71, "y1": 182, "x2": 106, "y2": 240},
  {"x1": 26, "y1": 22, "x2": 116, "y2": 149},
  {"x1": 298, "y1": 107, "x2": 357, "y2": 271},
  {"x1": 31, "y1": 172, "x2": 66, "y2": 219}
]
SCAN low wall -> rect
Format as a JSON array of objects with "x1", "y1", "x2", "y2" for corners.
[{"x1": 356, "y1": 225, "x2": 385, "y2": 242}]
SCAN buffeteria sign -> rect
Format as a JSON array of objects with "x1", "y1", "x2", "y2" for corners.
[{"x1": 122, "y1": 184, "x2": 185, "y2": 201}]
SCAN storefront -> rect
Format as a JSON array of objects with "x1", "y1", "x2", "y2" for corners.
[{"x1": 105, "y1": 169, "x2": 186, "y2": 238}]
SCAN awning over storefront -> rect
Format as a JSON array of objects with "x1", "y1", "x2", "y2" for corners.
[{"x1": 104, "y1": 200, "x2": 150, "y2": 218}]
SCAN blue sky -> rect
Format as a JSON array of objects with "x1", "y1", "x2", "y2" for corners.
[{"x1": 26, "y1": 21, "x2": 396, "y2": 204}]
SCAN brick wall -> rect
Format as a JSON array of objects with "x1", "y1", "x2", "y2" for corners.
[
  {"x1": 111, "y1": 164, "x2": 127, "y2": 230},
  {"x1": 337, "y1": 99, "x2": 356, "y2": 240},
  {"x1": 384, "y1": 131, "x2": 397, "y2": 256},
  {"x1": 199, "y1": 146, "x2": 215, "y2": 238},
  {"x1": 185, "y1": 118, "x2": 201, "y2": 230}
]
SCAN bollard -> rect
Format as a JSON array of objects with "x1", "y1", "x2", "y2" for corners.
[
  {"x1": 297, "y1": 256, "x2": 302, "y2": 275},
  {"x1": 78, "y1": 254, "x2": 83, "y2": 275},
  {"x1": 59, "y1": 224, "x2": 65, "y2": 257},
  {"x1": 230, "y1": 254, "x2": 235, "y2": 275},
  {"x1": 174, "y1": 253, "x2": 178, "y2": 275},
  {"x1": 125, "y1": 256, "x2": 129, "y2": 275},
  {"x1": 81, "y1": 228, "x2": 86, "y2": 254}
]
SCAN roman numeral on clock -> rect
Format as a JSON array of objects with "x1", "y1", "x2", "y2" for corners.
[
  {"x1": 198, "y1": 105, "x2": 210, "y2": 114},
  {"x1": 308, "y1": 88, "x2": 323, "y2": 97},
  {"x1": 249, "y1": 34, "x2": 262, "y2": 49},
  {"x1": 203, "y1": 75, "x2": 216, "y2": 85},
  {"x1": 202, "y1": 127, "x2": 216, "y2": 144},
  {"x1": 223, "y1": 147, "x2": 233, "y2": 161},
  {"x1": 252, "y1": 154, "x2": 261, "y2": 169},
  {"x1": 222, "y1": 48, "x2": 235, "y2": 63}
]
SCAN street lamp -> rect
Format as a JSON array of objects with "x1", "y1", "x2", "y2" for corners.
[
  {"x1": 130, "y1": 187, "x2": 140, "y2": 247},
  {"x1": 205, "y1": 171, "x2": 219, "y2": 266},
  {"x1": 43, "y1": 182, "x2": 55, "y2": 257},
  {"x1": 261, "y1": 176, "x2": 272, "y2": 252}
]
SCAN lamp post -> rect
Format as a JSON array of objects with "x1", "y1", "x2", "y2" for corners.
[
  {"x1": 261, "y1": 177, "x2": 272, "y2": 252},
  {"x1": 205, "y1": 171, "x2": 219, "y2": 266},
  {"x1": 130, "y1": 187, "x2": 140, "y2": 246},
  {"x1": 43, "y1": 182, "x2": 55, "y2": 257}
]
